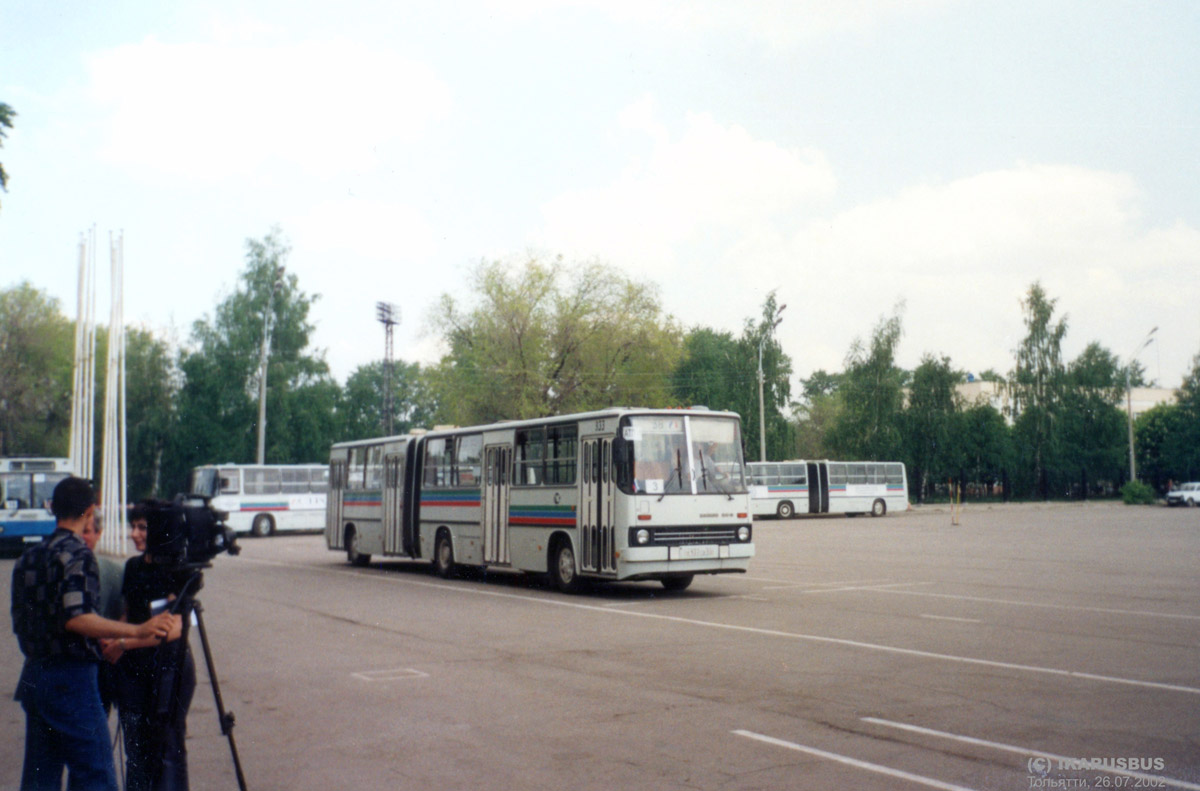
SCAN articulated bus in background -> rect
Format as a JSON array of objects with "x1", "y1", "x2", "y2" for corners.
[
  {"x1": 190, "y1": 463, "x2": 329, "y2": 537},
  {"x1": 1, "y1": 458, "x2": 74, "y2": 551},
  {"x1": 326, "y1": 407, "x2": 754, "y2": 593},
  {"x1": 747, "y1": 460, "x2": 908, "y2": 519}
]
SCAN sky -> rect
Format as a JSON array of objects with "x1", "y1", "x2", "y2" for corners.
[{"x1": 2, "y1": 0, "x2": 1198, "y2": 396}]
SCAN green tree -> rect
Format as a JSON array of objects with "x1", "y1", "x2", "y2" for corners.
[
  {"x1": 671, "y1": 327, "x2": 744, "y2": 413},
  {"x1": 0, "y1": 102, "x2": 14, "y2": 203},
  {"x1": 901, "y1": 354, "x2": 962, "y2": 502},
  {"x1": 671, "y1": 294, "x2": 794, "y2": 461},
  {"x1": 793, "y1": 390, "x2": 841, "y2": 460},
  {"x1": 827, "y1": 306, "x2": 905, "y2": 461},
  {"x1": 741, "y1": 292, "x2": 793, "y2": 462},
  {"x1": 167, "y1": 229, "x2": 337, "y2": 490},
  {"x1": 801, "y1": 369, "x2": 842, "y2": 402},
  {"x1": 0, "y1": 282, "x2": 74, "y2": 455},
  {"x1": 1166, "y1": 351, "x2": 1200, "y2": 481},
  {"x1": 790, "y1": 369, "x2": 843, "y2": 460},
  {"x1": 1134, "y1": 403, "x2": 1183, "y2": 493},
  {"x1": 1058, "y1": 342, "x2": 1127, "y2": 497},
  {"x1": 124, "y1": 327, "x2": 179, "y2": 498},
  {"x1": 429, "y1": 256, "x2": 681, "y2": 424},
  {"x1": 1009, "y1": 283, "x2": 1067, "y2": 499},
  {"x1": 341, "y1": 360, "x2": 438, "y2": 440},
  {"x1": 958, "y1": 402, "x2": 1014, "y2": 498}
]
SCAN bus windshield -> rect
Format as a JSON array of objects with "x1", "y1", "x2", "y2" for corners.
[
  {"x1": 621, "y1": 415, "x2": 746, "y2": 495},
  {"x1": 190, "y1": 468, "x2": 219, "y2": 497},
  {"x1": 1, "y1": 471, "x2": 68, "y2": 511}
]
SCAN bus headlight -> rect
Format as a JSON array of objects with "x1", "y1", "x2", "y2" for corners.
[
  {"x1": 636, "y1": 528, "x2": 650, "y2": 545},
  {"x1": 737, "y1": 526, "x2": 751, "y2": 542}
]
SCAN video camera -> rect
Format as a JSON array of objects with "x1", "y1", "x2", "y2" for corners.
[{"x1": 144, "y1": 494, "x2": 240, "y2": 567}]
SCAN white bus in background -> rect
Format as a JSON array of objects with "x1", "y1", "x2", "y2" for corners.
[
  {"x1": 326, "y1": 407, "x2": 755, "y2": 593},
  {"x1": 748, "y1": 460, "x2": 908, "y2": 519},
  {"x1": 189, "y1": 463, "x2": 329, "y2": 537},
  {"x1": 1, "y1": 457, "x2": 74, "y2": 551}
]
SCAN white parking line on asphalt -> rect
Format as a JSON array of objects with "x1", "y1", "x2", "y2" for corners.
[
  {"x1": 351, "y1": 668, "x2": 430, "y2": 682},
  {"x1": 761, "y1": 581, "x2": 934, "y2": 594},
  {"x1": 873, "y1": 588, "x2": 1200, "y2": 621},
  {"x1": 732, "y1": 729, "x2": 981, "y2": 791},
  {"x1": 860, "y1": 717, "x2": 1200, "y2": 791},
  {"x1": 745, "y1": 576, "x2": 898, "y2": 587},
  {"x1": 919, "y1": 614, "x2": 983, "y2": 624},
  {"x1": 242, "y1": 556, "x2": 1200, "y2": 697}
]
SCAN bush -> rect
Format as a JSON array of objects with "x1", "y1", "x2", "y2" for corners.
[{"x1": 1121, "y1": 480, "x2": 1157, "y2": 505}]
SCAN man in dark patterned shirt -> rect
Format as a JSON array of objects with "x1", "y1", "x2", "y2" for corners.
[{"x1": 11, "y1": 477, "x2": 174, "y2": 791}]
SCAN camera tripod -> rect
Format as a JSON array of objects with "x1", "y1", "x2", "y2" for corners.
[{"x1": 152, "y1": 570, "x2": 248, "y2": 791}]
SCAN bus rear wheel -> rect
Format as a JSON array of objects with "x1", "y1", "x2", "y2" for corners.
[
  {"x1": 776, "y1": 501, "x2": 794, "y2": 519},
  {"x1": 550, "y1": 539, "x2": 581, "y2": 594},
  {"x1": 433, "y1": 532, "x2": 456, "y2": 578},
  {"x1": 346, "y1": 527, "x2": 371, "y2": 566},
  {"x1": 871, "y1": 499, "x2": 887, "y2": 517},
  {"x1": 251, "y1": 513, "x2": 275, "y2": 537}
]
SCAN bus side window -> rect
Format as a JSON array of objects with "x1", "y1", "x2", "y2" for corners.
[
  {"x1": 219, "y1": 469, "x2": 241, "y2": 495},
  {"x1": 455, "y1": 434, "x2": 482, "y2": 487},
  {"x1": 424, "y1": 438, "x2": 448, "y2": 488},
  {"x1": 366, "y1": 447, "x2": 384, "y2": 489}
]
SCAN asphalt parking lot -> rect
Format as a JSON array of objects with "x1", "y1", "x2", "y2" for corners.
[{"x1": 3, "y1": 501, "x2": 1198, "y2": 790}]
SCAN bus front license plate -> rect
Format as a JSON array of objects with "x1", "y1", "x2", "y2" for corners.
[{"x1": 672, "y1": 545, "x2": 718, "y2": 560}]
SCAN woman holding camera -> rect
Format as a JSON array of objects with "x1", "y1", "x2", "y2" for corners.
[{"x1": 101, "y1": 502, "x2": 196, "y2": 791}]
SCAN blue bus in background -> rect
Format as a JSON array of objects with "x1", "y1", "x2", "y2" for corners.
[{"x1": 1, "y1": 458, "x2": 73, "y2": 551}]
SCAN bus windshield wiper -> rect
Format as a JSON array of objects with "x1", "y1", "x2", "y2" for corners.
[
  {"x1": 698, "y1": 455, "x2": 734, "y2": 500},
  {"x1": 658, "y1": 449, "x2": 683, "y2": 502}
]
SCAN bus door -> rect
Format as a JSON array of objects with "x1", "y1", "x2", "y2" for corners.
[
  {"x1": 328, "y1": 459, "x2": 346, "y2": 547},
  {"x1": 383, "y1": 453, "x2": 405, "y2": 555},
  {"x1": 482, "y1": 445, "x2": 512, "y2": 565},
  {"x1": 580, "y1": 438, "x2": 616, "y2": 574},
  {"x1": 808, "y1": 461, "x2": 829, "y2": 514},
  {"x1": 403, "y1": 440, "x2": 421, "y2": 557}
]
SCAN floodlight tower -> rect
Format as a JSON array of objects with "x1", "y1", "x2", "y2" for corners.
[{"x1": 376, "y1": 302, "x2": 400, "y2": 435}]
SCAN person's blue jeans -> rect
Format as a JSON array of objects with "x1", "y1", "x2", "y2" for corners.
[{"x1": 17, "y1": 658, "x2": 118, "y2": 791}]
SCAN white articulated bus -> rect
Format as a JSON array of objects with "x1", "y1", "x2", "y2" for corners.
[
  {"x1": 190, "y1": 463, "x2": 329, "y2": 537},
  {"x1": 1, "y1": 457, "x2": 74, "y2": 550},
  {"x1": 325, "y1": 407, "x2": 754, "y2": 593},
  {"x1": 748, "y1": 460, "x2": 908, "y2": 519}
]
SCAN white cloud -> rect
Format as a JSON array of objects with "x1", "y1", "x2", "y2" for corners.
[
  {"x1": 776, "y1": 164, "x2": 1200, "y2": 380},
  {"x1": 538, "y1": 114, "x2": 1199, "y2": 385},
  {"x1": 289, "y1": 198, "x2": 437, "y2": 264},
  {"x1": 87, "y1": 36, "x2": 452, "y2": 181},
  {"x1": 535, "y1": 99, "x2": 836, "y2": 270}
]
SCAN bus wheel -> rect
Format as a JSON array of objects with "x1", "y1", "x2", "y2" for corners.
[
  {"x1": 433, "y1": 532, "x2": 456, "y2": 579},
  {"x1": 871, "y1": 499, "x2": 887, "y2": 517},
  {"x1": 661, "y1": 574, "x2": 694, "y2": 592},
  {"x1": 550, "y1": 539, "x2": 581, "y2": 594},
  {"x1": 346, "y1": 528, "x2": 371, "y2": 566},
  {"x1": 777, "y1": 501, "x2": 794, "y2": 519},
  {"x1": 251, "y1": 514, "x2": 275, "y2": 537}
]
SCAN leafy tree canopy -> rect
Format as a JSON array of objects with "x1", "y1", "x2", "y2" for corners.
[
  {"x1": 0, "y1": 101, "x2": 14, "y2": 200},
  {"x1": 428, "y1": 255, "x2": 682, "y2": 424},
  {"x1": 167, "y1": 228, "x2": 335, "y2": 489},
  {"x1": 0, "y1": 282, "x2": 73, "y2": 455},
  {"x1": 826, "y1": 303, "x2": 905, "y2": 461}
]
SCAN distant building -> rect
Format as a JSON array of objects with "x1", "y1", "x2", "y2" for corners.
[
  {"x1": 953, "y1": 380, "x2": 1176, "y2": 424},
  {"x1": 1123, "y1": 387, "x2": 1177, "y2": 420}
]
